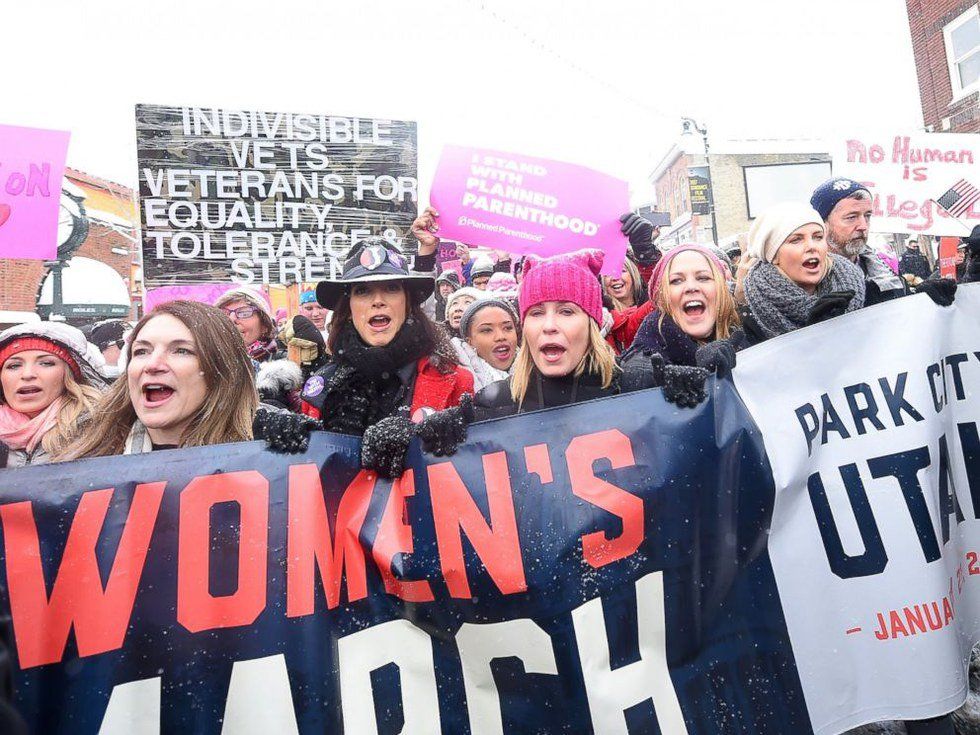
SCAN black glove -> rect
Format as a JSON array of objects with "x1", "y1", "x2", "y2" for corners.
[
  {"x1": 619, "y1": 213, "x2": 661, "y2": 266},
  {"x1": 695, "y1": 339, "x2": 736, "y2": 374},
  {"x1": 806, "y1": 290, "x2": 854, "y2": 326},
  {"x1": 361, "y1": 410, "x2": 416, "y2": 479},
  {"x1": 915, "y1": 278, "x2": 957, "y2": 307},
  {"x1": 417, "y1": 394, "x2": 474, "y2": 457},
  {"x1": 253, "y1": 406, "x2": 320, "y2": 453},
  {"x1": 650, "y1": 354, "x2": 708, "y2": 408}
]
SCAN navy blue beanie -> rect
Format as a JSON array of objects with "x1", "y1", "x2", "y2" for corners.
[{"x1": 810, "y1": 177, "x2": 872, "y2": 221}]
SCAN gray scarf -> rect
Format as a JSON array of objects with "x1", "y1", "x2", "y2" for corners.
[{"x1": 744, "y1": 255, "x2": 866, "y2": 339}]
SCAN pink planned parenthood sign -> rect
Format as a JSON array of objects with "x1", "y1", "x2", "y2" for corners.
[
  {"x1": 430, "y1": 146, "x2": 629, "y2": 275},
  {"x1": 0, "y1": 124, "x2": 70, "y2": 260}
]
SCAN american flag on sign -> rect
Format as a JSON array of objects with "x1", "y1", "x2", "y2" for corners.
[{"x1": 934, "y1": 179, "x2": 980, "y2": 218}]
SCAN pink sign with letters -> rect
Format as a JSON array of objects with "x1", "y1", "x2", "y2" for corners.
[
  {"x1": 430, "y1": 146, "x2": 628, "y2": 275},
  {"x1": 0, "y1": 124, "x2": 71, "y2": 260},
  {"x1": 144, "y1": 283, "x2": 237, "y2": 311}
]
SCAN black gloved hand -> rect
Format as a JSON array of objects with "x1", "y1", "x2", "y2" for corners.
[
  {"x1": 619, "y1": 213, "x2": 661, "y2": 266},
  {"x1": 361, "y1": 410, "x2": 416, "y2": 479},
  {"x1": 915, "y1": 278, "x2": 957, "y2": 307},
  {"x1": 253, "y1": 406, "x2": 320, "y2": 454},
  {"x1": 695, "y1": 339, "x2": 736, "y2": 374},
  {"x1": 806, "y1": 290, "x2": 854, "y2": 326},
  {"x1": 417, "y1": 394, "x2": 475, "y2": 457},
  {"x1": 649, "y1": 354, "x2": 709, "y2": 408}
]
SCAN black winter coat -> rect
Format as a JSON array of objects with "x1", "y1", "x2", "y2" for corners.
[
  {"x1": 623, "y1": 310, "x2": 747, "y2": 367},
  {"x1": 899, "y1": 249, "x2": 931, "y2": 280}
]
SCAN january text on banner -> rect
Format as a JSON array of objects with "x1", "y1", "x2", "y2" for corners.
[{"x1": 134, "y1": 104, "x2": 418, "y2": 288}]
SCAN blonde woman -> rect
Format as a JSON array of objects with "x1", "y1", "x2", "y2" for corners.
[
  {"x1": 60, "y1": 300, "x2": 261, "y2": 458},
  {"x1": 0, "y1": 323, "x2": 106, "y2": 468},
  {"x1": 624, "y1": 244, "x2": 745, "y2": 371}
]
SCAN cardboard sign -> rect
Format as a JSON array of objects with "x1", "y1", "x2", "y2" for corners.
[
  {"x1": 430, "y1": 146, "x2": 628, "y2": 275},
  {"x1": 939, "y1": 236, "x2": 961, "y2": 279},
  {"x1": 0, "y1": 124, "x2": 70, "y2": 260},
  {"x1": 832, "y1": 133, "x2": 980, "y2": 236},
  {"x1": 135, "y1": 104, "x2": 418, "y2": 288}
]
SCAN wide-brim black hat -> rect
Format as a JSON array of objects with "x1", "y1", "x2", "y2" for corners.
[
  {"x1": 963, "y1": 225, "x2": 980, "y2": 246},
  {"x1": 316, "y1": 238, "x2": 434, "y2": 310}
]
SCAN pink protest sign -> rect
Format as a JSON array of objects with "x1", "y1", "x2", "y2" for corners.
[
  {"x1": 144, "y1": 283, "x2": 237, "y2": 311},
  {"x1": 0, "y1": 124, "x2": 71, "y2": 260},
  {"x1": 430, "y1": 146, "x2": 628, "y2": 275}
]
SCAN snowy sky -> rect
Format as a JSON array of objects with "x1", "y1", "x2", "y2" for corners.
[{"x1": 6, "y1": 0, "x2": 922, "y2": 205}]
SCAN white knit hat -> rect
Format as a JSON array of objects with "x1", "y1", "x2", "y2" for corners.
[
  {"x1": 747, "y1": 202, "x2": 825, "y2": 264},
  {"x1": 444, "y1": 287, "x2": 485, "y2": 315}
]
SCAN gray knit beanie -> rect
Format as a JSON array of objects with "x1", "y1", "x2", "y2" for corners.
[{"x1": 459, "y1": 297, "x2": 519, "y2": 338}]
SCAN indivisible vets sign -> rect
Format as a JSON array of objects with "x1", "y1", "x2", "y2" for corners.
[{"x1": 135, "y1": 104, "x2": 418, "y2": 288}]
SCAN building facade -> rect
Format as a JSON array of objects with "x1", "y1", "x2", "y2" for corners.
[
  {"x1": 649, "y1": 136, "x2": 831, "y2": 249},
  {"x1": 906, "y1": 0, "x2": 980, "y2": 133}
]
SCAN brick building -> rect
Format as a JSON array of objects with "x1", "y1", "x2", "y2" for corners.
[
  {"x1": 0, "y1": 169, "x2": 139, "y2": 324},
  {"x1": 649, "y1": 135, "x2": 831, "y2": 249},
  {"x1": 906, "y1": 0, "x2": 980, "y2": 133}
]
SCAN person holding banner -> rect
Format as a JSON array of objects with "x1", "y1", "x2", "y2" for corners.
[
  {"x1": 298, "y1": 238, "x2": 473, "y2": 477},
  {"x1": 58, "y1": 301, "x2": 274, "y2": 457},
  {"x1": 0, "y1": 323, "x2": 107, "y2": 468},
  {"x1": 740, "y1": 202, "x2": 868, "y2": 345},
  {"x1": 623, "y1": 244, "x2": 745, "y2": 371}
]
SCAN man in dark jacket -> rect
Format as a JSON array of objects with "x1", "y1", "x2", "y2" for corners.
[
  {"x1": 960, "y1": 226, "x2": 980, "y2": 283},
  {"x1": 899, "y1": 239, "x2": 932, "y2": 281}
]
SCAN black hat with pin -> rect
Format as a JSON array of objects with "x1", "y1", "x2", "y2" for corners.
[{"x1": 316, "y1": 237, "x2": 434, "y2": 310}]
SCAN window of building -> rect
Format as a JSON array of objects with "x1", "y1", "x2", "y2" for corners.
[{"x1": 944, "y1": 5, "x2": 980, "y2": 99}]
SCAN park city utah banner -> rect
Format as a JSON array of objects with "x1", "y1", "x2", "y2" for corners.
[
  {"x1": 833, "y1": 132, "x2": 980, "y2": 237},
  {"x1": 135, "y1": 104, "x2": 418, "y2": 288},
  {"x1": 0, "y1": 287, "x2": 978, "y2": 734}
]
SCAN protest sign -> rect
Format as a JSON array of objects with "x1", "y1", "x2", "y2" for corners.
[
  {"x1": 1, "y1": 287, "x2": 978, "y2": 734},
  {"x1": 939, "y1": 236, "x2": 961, "y2": 279},
  {"x1": 144, "y1": 283, "x2": 236, "y2": 311},
  {"x1": 0, "y1": 124, "x2": 70, "y2": 260},
  {"x1": 734, "y1": 285, "x2": 980, "y2": 734},
  {"x1": 135, "y1": 105, "x2": 418, "y2": 288},
  {"x1": 832, "y1": 133, "x2": 980, "y2": 236},
  {"x1": 430, "y1": 146, "x2": 629, "y2": 275}
]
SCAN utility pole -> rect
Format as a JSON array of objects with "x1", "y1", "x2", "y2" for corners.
[{"x1": 681, "y1": 117, "x2": 719, "y2": 246}]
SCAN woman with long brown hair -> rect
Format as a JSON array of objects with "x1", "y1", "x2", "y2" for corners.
[{"x1": 60, "y1": 300, "x2": 264, "y2": 457}]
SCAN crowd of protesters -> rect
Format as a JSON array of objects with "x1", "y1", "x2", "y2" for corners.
[{"x1": 0, "y1": 177, "x2": 977, "y2": 734}]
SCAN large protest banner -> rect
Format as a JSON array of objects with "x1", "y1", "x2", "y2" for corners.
[
  {"x1": 734, "y1": 285, "x2": 980, "y2": 734},
  {"x1": 832, "y1": 133, "x2": 980, "y2": 236},
  {"x1": 430, "y1": 146, "x2": 629, "y2": 275},
  {"x1": 0, "y1": 287, "x2": 978, "y2": 734},
  {"x1": 135, "y1": 105, "x2": 418, "y2": 288}
]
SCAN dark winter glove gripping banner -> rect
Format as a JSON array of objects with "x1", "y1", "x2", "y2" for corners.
[{"x1": 0, "y1": 286, "x2": 978, "y2": 735}]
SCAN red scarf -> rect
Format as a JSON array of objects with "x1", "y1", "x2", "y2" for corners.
[{"x1": 0, "y1": 397, "x2": 64, "y2": 453}]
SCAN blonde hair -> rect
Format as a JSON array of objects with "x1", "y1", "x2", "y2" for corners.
[
  {"x1": 43, "y1": 371, "x2": 104, "y2": 456},
  {"x1": 654, "y1": 250, "x2": 740, "y2": 340},
  {"x1": 59, "y1": 301, "x2": 257, "y2": 460},
  {"x1": 510, "y1": 319, "x2": 617, "y2": 408}
]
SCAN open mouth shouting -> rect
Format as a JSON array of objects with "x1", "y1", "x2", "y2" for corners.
[
  {"x1": 142, "y1": 383, "x2": 175, "y2": 408},
  {"x1": 607, "y1": 279, "x2": 628, "y2": 297},
  {"x1": 801, "y1": 256, "x2": 822, "y2": 274},
  {"x1": 490, "y1": 343, "x2": 513, "y2": 365},
  {"x1": 682, "y1": 299, "x2": 706, "y2": 318},
  {"x1": 539, "y1": 342, "x2": 567, "y2": 365},
  {"x1": 367, "y1": 314, "x2": 392, "y2": 333},
  {"x1": 14, "y1": 386, "x2": 43, "y2": 399}
]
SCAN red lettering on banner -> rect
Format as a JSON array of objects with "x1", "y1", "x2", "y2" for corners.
[
  {"x1": 523, "y1": 443, "x2": 553, "y2": 483},
  {"x1": 567, "y1": 430, "x2": 643, "y2": 568},
  {"x1": 286, "y1": 466, "x2": 374, "y2": 616},
  {"x1": 373, "y1": 470, "x2": 434, "y2": 602},
  {"x1": 177, "y1": 472, "x2": 268, "y2": 633},
  {"x1": 0, "y1": 483, "x2": 165, "y2": 668},
  {"x1": 429, "y1": 452, "x2": 527, "y2": 598}
]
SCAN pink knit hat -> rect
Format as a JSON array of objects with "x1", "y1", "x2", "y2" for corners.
[
  {"x1": 519, "y1": 250, "x2": 604, "y2": 324},
  {"x1": 648, "y1": 244, "x2": 731, "y2": 297}
]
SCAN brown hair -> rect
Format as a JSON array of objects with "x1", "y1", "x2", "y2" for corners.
[
  {"x1": 654, "y1": 250, "x2": 740, "y2": 341},
  {"x1": 326, "y1": 283, "x2": 459, "y2": 372},
  {"x1": 59, "y1": 300, "x2": 257, "y2": 459}
]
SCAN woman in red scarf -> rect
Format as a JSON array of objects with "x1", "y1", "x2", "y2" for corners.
[{"x1": 0, "y1": 322, "x2": 106, "y2": 468}]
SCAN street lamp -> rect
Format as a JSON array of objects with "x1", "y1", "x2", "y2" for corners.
[{"x1": 680, "y1": 117, "x2": 719, "y2": 246}]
